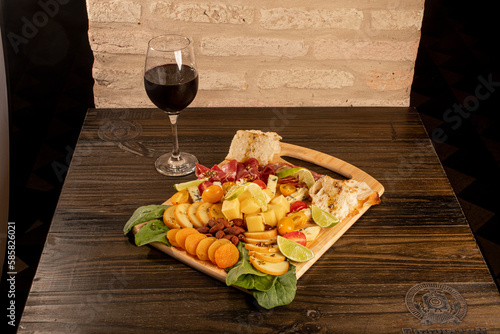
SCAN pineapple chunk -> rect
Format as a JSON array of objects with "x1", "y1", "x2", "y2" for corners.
[
  {"x1": 221, "y1": 199, "x2": 242, "y2": 221},
  {"x1": 245, "y1": 214, "x2": 265, "y2": 232}
]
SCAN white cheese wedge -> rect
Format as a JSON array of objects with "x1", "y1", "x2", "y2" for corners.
[{"x1": 187, "y1": 186, "x2": 202, "y2": 202}]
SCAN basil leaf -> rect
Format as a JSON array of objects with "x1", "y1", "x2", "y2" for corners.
[
  {"x1": 123, "y1": 204, "x2": 170, "y2": 235},
  {"x1": 134, "y1": 219, "x2": 171, "y2": 247},
  {"x1": 253, "y1": 264, "x2": 297, "y2": 309}
]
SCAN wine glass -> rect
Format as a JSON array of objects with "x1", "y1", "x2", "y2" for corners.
[{"x1": 144, "y1": 34, "x2": 199, "y2": 176}]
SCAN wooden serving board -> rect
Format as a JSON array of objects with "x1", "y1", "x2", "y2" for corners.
[{"x1": 133, "y1": 142, "x2": 384, "y2": 283}]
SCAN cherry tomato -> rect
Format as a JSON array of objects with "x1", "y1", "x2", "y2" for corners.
[
  {"x1": 279, "y1": 184, "x2": 296, "y2": 196},
  {"x1": 202, "y1": 184, "x2": 224, "y2": 203},
  {"x1": 289, "y1": 211, "x2": 308, "y2": 230},
  {"x1": 278, "y1": 217, "x2": 295, "y2": 235},
  {"x1": 289, "y1": 200, "x2": 307, "y2": 213},
  {"x1": 252, "y1": 179, "x2": 267, "y2": 190},
  {"x1": 170, "y1": 189, "x2": 190, "y2": 205},
  {"x1": 222, "y1": 181, "x2": 236, "y2": 194},
  {"x1": 198, "y1": 181, "x2": 213, "y2": 194}
]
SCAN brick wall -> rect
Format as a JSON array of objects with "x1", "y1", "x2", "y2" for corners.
[{"x1": 87, "y1": 0, "x2": 425, "y2": 108}]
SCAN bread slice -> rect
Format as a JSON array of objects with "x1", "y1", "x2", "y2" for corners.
[
  {"x1": 225, "y1": 130, "x2": 282, "y2": 164},
  {"x1": 309, "y1": 176, "x2": 380, "y2": 221}
]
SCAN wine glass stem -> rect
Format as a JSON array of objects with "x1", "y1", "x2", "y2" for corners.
[{"x1": 169, "y1": 113, "x2": 181, "y2": 160}]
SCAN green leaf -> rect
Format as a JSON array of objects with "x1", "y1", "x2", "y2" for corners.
[
  {"x1": 253, "y1": 264, "x2": 297, "y2": 309},
  {"x1": 123, "y1": 204, "x2": 170, "y2": 235},
  {"x1": 226, "y1": 243, "x2": 269, "y2": 290},
  {"x1": 134, "y1": 219, "x2": 171, "y2": 247}
]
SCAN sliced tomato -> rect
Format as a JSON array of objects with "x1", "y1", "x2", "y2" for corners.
[
  {"x1": 222, "y1": 181, "x2": 236, "y2": 194},
  {"x1": 252, "y1": 179, "x2": 267, "y2": 190},
  {"x1": 170, "y1": 189, "x2": 190, "y2": 205},
  {"x1": 279, "y1": 184, "x2": 296, "y2": 196},
  {"x1": 289, "y1": 200, "x2": 307, "y2": 213},
  {"x1": 289, "y1": 211, "x2": 308, "y2": 230},
  {"x1": 202, "y1": 184, "x2": 224, "y2": 203}
]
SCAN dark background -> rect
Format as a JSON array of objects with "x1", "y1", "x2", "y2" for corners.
[{"x1": 1, "y1": 0, "x2": 499, "y2": 332}]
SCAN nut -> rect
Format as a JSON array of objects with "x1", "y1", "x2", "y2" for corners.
[
  {"x1": 196, "y1": 226, "x2": 210, "y2": 234},
  {"x1": 209, "y1": 222, "x2": 224, "y2": 234}
]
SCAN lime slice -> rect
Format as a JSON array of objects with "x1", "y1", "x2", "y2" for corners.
[
  {"x1": 311, "y1": 205, "x2": 339, "y2": 228},
  {"x1": 245, "y1": 182, "x2": 269, "y2": 210},
  {"x1": 295, "y1": 169, "x2": 315, "y2": 188},
  {"x1": 276, "y1": 167, "x2": 302, "y2": 178},
  {"x1": 224, "y1": 182, "x2": 269, "y2": 210},
  {"x1": 224, "y1": 185, "x2": 246, "y2": 201},
  {"x1": 277, "y1": 236, "x2": 315, "y2": 262},
  {"x1": 174, "y1": 177, "x2": 208, "y2": 191},
  {"x1": 276, "y1": 167, "x2": 315, "y2": 188}
]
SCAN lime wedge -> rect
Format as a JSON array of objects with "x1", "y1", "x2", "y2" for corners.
[
  {"x1": 174, "y1": 177, "x2": 208, "y2": 191},
  {"x1": 311, "y1": 205, "x2": 339, "y2": 228},
  {"x1": 276, "y1": 167, "x2": 302, "y2": 178},
  {"x1": 277, "y1": 236, "x2": 315, "y2": 262}
]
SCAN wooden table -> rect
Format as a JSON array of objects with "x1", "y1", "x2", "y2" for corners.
[{"x1": 18, "y1": 107, "x2": 500, "y2": 333}]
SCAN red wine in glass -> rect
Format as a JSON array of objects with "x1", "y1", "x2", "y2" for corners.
[
  {"x1": 144, "y1": 34, "x2": 199, "y2": 176},
  {"x1": 144, "y1": 64, "x2": 198, "y2": 113}
]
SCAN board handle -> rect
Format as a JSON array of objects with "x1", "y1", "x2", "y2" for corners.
[{"x1": 279, "y1": 142, "x2": 384, "y2": 195}]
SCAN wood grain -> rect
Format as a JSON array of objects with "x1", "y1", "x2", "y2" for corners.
[{"x1": 18, "y1": 107, "x2": 500, "y2": 333}]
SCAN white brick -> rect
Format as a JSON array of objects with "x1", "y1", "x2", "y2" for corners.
[
  {"x1": 87, "y1": 0, "x2": 141, "y2": 23},
  {"x1": 93, "y1": 67, "x2": 142, "y2": 90},
  {"x1": 314, "y1": 39, "x2": 419, "y2": 61},
  {"x1": 258, "y1": 69, "x2": 354, "y2": 89},
  {"x1": 371, "y1": 10, "x2": 424, "y2": 30},
  {"x1": 201, "y1": 37, "x2": 308, "y2": 58},
  {"x1": 150, "y1": 1, "x2": 254, "y2": 24},
  {"x1": 89, "y1": 28, "x2": 150, "y2": 54},
  {"x1": 198, "y1": 70, "x2": 247, "y2": 91},
  {"x1": 260, "y1": 7, "x2": 363, "y2": 30},
  {"x1": 365, "y1": 69, "x2": 414, "y2": 91}
]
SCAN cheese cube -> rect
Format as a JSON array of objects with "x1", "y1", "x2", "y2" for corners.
[
  {"x1": 245, "y1": 214, "x2": 265, "y2": 232},
  {"x1": 259, "y1": 209, "x2": 277, "y2": 227},
  {"x1": 269, "y1": 204, "x2": 287, "y2": 222},
  {"x1": 237, "y1": 190, "x2": 252, "y2": 203},
  {"x1": 240, "y1": 198, "x2": 261, "y2": 214},
  {"x1": 221, "y1": 199, "x2": 242, "y2": 221},
  {"x1": 270, "y1": 195, "x2": 290, "y2": 213},
  {"x1": 263, "y1": 188, "x2": 274, "y2": 202}
]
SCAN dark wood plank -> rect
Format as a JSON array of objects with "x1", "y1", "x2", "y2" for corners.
[{"x1": 18, "y1": 107, "x2": 500, "y2": 333}]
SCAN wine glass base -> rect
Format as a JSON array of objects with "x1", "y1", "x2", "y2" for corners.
[{"x1": 155, "y1": 152, "x2": 198, "y2": 177}]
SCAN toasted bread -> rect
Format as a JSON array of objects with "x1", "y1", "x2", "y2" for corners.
[{"x1": 225, "y1": 130, "x2": 282, "y2": 164}]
